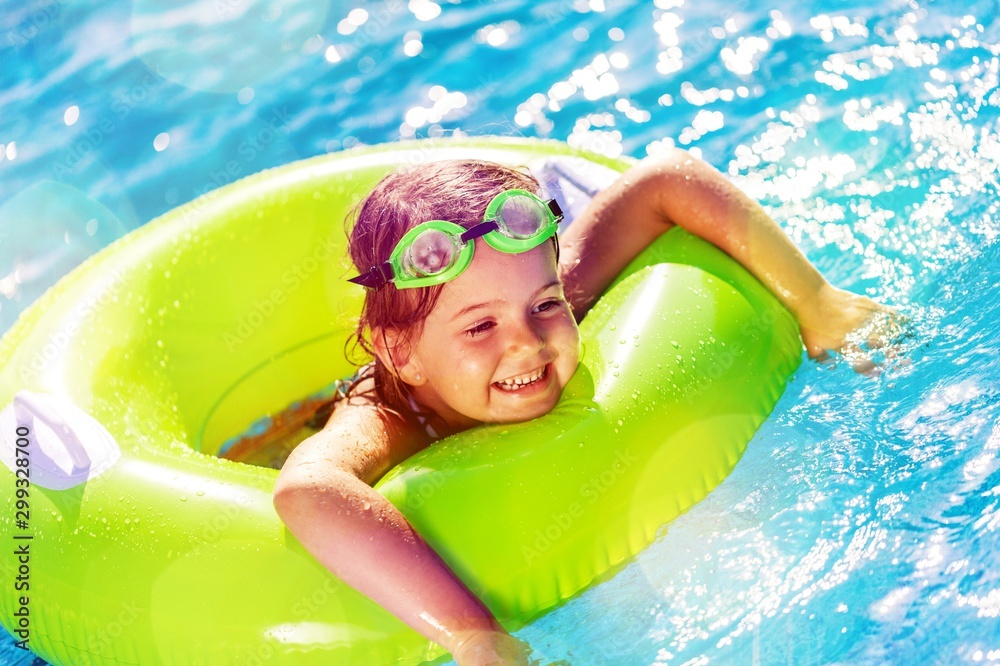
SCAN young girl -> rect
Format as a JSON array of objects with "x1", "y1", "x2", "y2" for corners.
[{"x1": 271, "y1": 151, "x2": 898, "y2": 665}]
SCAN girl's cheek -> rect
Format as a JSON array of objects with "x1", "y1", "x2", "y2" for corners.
[
  {"x1": 558, "y1": 317, "x2": 581, "y2": 344},
  {"x1": 455, "y1": 344, "x2": 495, "y2": 372},
  {"x1": 567, "y1": 326, "x2": 583, "y2": 362}
]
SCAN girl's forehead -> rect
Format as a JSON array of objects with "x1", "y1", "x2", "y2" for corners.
[{"x1": 435, "y1": 244, "x2": 561, "y2": 312}]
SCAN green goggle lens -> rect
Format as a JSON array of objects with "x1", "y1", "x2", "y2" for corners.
[
  {"x1": 400, "y1": 228, "x2": 462, "y2": 278},
  {"x1": 495, "y1": 194, "x2": 550, "y2": 239}
]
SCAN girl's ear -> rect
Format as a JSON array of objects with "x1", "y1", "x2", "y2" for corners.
[{"x1": 371, "y1": 326, "x2": 427, "y2": 386}]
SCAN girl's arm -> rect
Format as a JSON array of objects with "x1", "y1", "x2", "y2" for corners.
[
  {"x1": 557, "y1": 148, "x2": 898, "y2": 367},
  {"x1": 272, "y1": 405, "x2": 529, "y2": 665}
]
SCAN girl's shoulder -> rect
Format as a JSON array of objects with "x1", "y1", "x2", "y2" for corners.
[
  {"x1": 288, "y1": 372, "x2": 432, "y2": 487},
  {"x1": 319, "y1": 360, "x2": 447, "y2": 445}
]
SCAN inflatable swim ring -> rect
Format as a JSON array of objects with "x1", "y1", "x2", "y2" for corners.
[{"x1": 0, "y1": 138, "x2": 802, "y2": 665}]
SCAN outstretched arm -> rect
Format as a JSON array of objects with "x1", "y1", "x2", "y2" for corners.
[
  {"x1": 557, "y1": 148, "x2": 897, "y2": 367},
  {"x1": 273, "y1": 405, "x2": 531, "y2": 665}
]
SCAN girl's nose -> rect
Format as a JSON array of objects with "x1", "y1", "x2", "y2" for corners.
[{"x1": 505, "y1": 320, "x2": 546, "y2": 357}]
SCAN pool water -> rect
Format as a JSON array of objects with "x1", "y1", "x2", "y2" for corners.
[{"x1": 2, "y1": 0, "x2": 999, "y2": 664}]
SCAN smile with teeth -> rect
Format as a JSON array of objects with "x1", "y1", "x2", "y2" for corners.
[{"x1": 494, "y1": 364, "x2": 548, "y2": 391}]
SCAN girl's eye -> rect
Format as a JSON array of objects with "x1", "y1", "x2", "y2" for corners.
[
  {"x1": 466, "y1": 299, "x2": 565, "y2": 337},
  {"x1": 466, "y1": 321, "x2": 494, "y2": 337},
  {"x1": 535, "y1": 298, "x2": 564, "y2": 313}
]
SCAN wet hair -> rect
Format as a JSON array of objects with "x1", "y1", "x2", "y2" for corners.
[{"x1": 329, "y1": 159, "x2": 551, "y2": 430}]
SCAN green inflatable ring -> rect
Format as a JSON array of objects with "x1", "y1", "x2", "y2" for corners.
[{"x1": 0, "y1": 137, "x2": 802, "y2": 665}]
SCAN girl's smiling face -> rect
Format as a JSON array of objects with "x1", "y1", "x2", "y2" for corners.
[{"x1": 402, "y1": 239, "x2": 580, "y2": 431}]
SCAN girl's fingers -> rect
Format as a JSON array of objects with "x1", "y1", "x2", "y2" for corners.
[
  {"x1": 799, "y1": 293, "x2": 912, "y2": 376},
  {"x1": 839, "y1": 306, "x2": 916, "y2": 375},
  {"x1": 851, "y1": 309, "x2": 912, "y2": 350}
]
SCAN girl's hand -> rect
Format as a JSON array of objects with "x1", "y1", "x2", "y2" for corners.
[
  {"x1": 450, "y1": 629, "x2": 534, "y2": 666},
  {"x1": 798, "y1": 285, "x2": 910, "y2": 375}
]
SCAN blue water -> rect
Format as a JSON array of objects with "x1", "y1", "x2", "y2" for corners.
[{"x1": 2, "y1": 0, "x2": 999, "y2": 664}]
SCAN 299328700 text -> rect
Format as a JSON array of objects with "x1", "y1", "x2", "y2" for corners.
[{"x1": 11, "y1": 423, "x2": 33, "y2": 651}]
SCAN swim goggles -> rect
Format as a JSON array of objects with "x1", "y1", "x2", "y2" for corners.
[{"x1": 347, "y1": 189, "x2": 563, "y2": 290}]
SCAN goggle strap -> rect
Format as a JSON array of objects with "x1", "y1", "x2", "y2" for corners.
[
  {"x1": 546, "y1": 198, "x2": 562, "y2": 263},
  {"x1": 459, "y1": 221, "x2": 499, "y2": 244},
  {"x1": 547, "y1": 198, "x2": 563, "y2": 220},
  {"x1": 347, "y1": 260, "x2": 393, "y2": 290}
]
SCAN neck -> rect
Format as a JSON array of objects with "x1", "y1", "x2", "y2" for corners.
[{"x1": 408, "y1": 386, "x2": 481, "y2": 437}]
